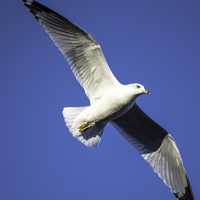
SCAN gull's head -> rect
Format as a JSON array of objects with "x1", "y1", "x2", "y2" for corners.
[{"x1": 128, "y1": 83, "x2": 150, "y2": 96}]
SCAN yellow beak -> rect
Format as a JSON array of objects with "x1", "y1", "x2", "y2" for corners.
[{"x1": 144, "y1": 88, "x2": 151, "y2": 95}]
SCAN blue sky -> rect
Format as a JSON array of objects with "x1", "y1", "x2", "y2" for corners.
[{"x1": 1, "y1": 0, "x2": 200, "y2": 199}]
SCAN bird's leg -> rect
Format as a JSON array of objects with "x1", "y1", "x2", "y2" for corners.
[{"x1": 79, "y1": 121, "x2": 95, "y2": 133}]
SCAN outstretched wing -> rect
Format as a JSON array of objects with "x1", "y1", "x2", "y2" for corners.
[
  {"x1": 112, "y1": 104, "x2": 194, "y2": 200},
  {"x1": 22, "y1": 0, "x2": 120, "y2": 102}
]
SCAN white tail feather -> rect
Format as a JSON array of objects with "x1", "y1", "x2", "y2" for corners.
[{"x1": 62, "y1": 107, "x2": 104, "y2": 147}]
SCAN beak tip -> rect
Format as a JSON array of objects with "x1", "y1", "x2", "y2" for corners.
[{"x1": 145, "y1": 89, "x2": 151, "y2": 95}]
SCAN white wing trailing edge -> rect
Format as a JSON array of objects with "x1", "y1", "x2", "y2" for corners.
[{"x1": 22, "y1": 0, "x2": 120, "y2": 103}]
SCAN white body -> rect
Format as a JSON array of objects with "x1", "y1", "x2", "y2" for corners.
[{"x1": 76, "y1": 85, "x2": 136, "y2": 125}]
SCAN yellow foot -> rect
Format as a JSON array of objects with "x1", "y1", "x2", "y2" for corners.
[{"x1": 79, "y1": 122, "x2": 94, "y2": 133}]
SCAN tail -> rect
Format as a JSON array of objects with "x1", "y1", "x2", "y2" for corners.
[{"x1": 62, "y1": 107, "x2": 104, "y2": 147}]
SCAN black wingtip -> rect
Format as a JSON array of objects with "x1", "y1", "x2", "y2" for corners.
[
  {"x1": 22, "y1": 0, "x2": 61, "y2": 19},
  {"x1": 22, "y1": 0, "x2": 34, "y2": 7},
  {"x1": 21, "y1": 0, "x2": 50, "y2": 21},
  {"x1": 174, "y1": 177, "x2": 194, "y2": 200}
]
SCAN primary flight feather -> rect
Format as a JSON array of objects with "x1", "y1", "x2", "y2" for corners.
[{"x1": 22, "y1": 1, "x2": 194, "y2": 199}]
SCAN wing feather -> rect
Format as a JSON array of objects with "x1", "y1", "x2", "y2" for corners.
[
  {"x1": 112, "y1": 104, "x2": 194, "y2": 200},
  {"x1": 22, "y1": 0, "x2": 120, "y2": 102}
]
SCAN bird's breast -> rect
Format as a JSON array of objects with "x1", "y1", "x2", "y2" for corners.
[{"x1": 88, "y1": 89, "x2": 135, "y2": 122}]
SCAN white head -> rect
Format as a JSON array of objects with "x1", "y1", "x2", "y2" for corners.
[{"x1": 127, "y1": 83, "x2": 150, "y2": 97}]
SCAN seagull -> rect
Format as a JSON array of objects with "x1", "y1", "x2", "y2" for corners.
[{"x1": 22, "y1": 1, "x2": 194, "y2": 199}]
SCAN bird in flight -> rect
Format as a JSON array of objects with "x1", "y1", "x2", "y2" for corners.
[{"x1": 22, "y1": 1, "x2": 194, "y2": 199}]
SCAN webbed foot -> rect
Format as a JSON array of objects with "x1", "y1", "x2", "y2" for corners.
[{"x1": 79, "y1": 121, "x2": 95, "y2": 133}]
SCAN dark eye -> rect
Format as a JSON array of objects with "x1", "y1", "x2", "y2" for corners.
[{"x1": 136, "y1": 85, "x2": 141, "y2": 89}]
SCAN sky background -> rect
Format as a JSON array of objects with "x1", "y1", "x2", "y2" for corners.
[{"x1": 1, "y1": 0, "x2": 200, "y2": 200}]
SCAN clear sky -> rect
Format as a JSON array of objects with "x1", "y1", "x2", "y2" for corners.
[{"x1": 1, "y1": 0, "x2": 200, "y2": 200}]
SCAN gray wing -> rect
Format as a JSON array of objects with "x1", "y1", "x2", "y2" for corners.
[
  {"x1": 22, "y1": 0, "x2": 120, "y2": 102},
  {"x1": 112, "y1": 104, "x2": 194, "y2": 200}
]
